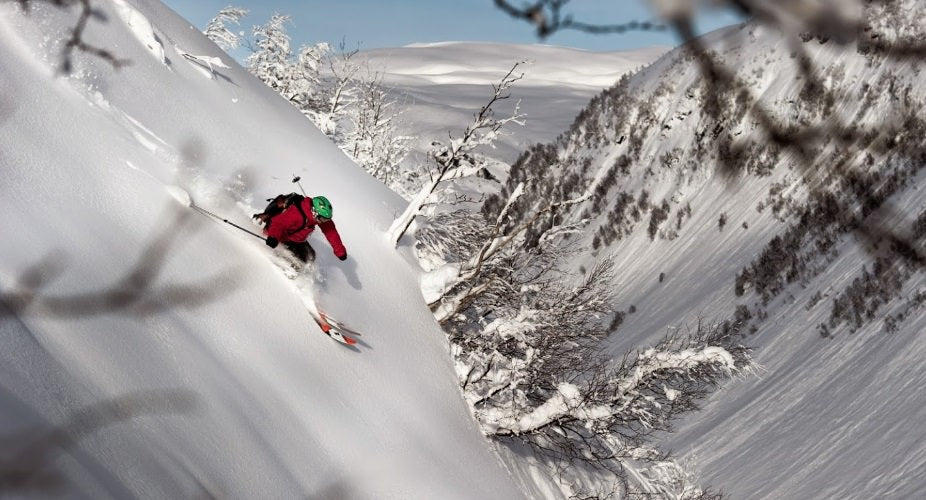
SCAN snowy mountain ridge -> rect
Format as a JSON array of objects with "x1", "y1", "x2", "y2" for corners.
[{"x1": 473, "y1": 2, "x2": 926, "y2": 497}]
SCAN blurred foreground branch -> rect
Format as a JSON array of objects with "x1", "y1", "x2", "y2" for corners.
[
  {"x1": 0, "y1": 205, "x2": 242, "y2": 318},
  {"x1": 0, "y1": 388, "x2": 199, "y2": 494},
  {"x1": 493, "y1": 0, "x2": 665, "y2": 38},
  {"x1": 8, "y1": 0, "x2": 130, "y2": 72}
]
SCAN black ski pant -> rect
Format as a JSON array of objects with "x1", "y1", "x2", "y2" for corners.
[{"x1": 284, "y1": 241, "x2": 315, "y2": 263}]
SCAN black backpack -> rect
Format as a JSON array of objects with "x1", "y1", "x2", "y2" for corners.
[
  {"x1": 292, "y1": 195, "x2": 310, "y2": 231},
  {"x1": 260, "y1": 193, "x2": 305, "y2": 230}
]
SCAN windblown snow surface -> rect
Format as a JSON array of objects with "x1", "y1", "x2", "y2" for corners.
[{"x1": 0, "y1": 1, "x2": 529, "y2": 497}]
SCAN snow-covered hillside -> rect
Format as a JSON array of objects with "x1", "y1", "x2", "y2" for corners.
[
  {"x1": 481, "y1": 3, "x2": 926, "y2": 497},
  {"x1": 0, "y1": 1, "x2": 526, "y2": 497}
]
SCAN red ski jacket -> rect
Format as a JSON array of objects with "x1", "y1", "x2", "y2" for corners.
[{"x1": 264, "y1": 197, "x2": 346, "y2": 259}]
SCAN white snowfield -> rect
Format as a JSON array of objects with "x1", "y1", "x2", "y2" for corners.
[
  {"x1": 0, "y1": 1, "x2": 525, "y2": 498},
  {"x1": 364, "y1": 42, "x2": 666, "y2": 88},
  {"x1": 356, "y1": 42, "x2": 669, "y2": 166}
]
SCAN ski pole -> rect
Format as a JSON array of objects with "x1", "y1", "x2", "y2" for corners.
[
  {"x1": 191, "y1": 204, "x2": 267, "y2": 241},
  {"x1": 292, "y1": 175, "x2": 307, "y2": 196}
]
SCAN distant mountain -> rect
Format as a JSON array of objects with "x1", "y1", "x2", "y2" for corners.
[{"x1": 355, "y1": 42, "x2": 668, "y2": 166}]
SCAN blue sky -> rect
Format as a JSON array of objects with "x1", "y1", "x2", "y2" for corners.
[{"x1": 162, "y1": 0, "x2": 745, "y2": 52}]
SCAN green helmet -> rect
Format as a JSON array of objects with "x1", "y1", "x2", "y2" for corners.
[{"x1": 312, "y1": 196, "x2": 333, "y2": 219}]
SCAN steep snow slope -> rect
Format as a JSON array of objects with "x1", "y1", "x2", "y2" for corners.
[
  {"x1": 0, "y1": 1, "x2": 524, "y2": 498},
  {"x1": 487, "y1": 10, "x2": 926, "y2": 498}
]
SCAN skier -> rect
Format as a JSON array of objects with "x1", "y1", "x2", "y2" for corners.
[{"x1": 254, "y1": 193, "x2": 347, "y2": 263}]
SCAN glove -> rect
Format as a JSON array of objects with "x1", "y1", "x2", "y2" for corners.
[
  {"x1": 265, "y1": 237, "x2": 279, "y2": 248},
  {"x1": 337, "y1": 252, "x2": 347, "y2": 261}
]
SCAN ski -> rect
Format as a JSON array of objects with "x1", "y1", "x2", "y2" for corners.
[
  {"x1": 320, "y1": 313, "x2": 363, "y2": 337},
  {"x1": 312, "y1": 312, "x2": 358, "y2": 346}
]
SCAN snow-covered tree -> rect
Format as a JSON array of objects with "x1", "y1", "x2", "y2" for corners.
[
  {"x1": 483, "y1": 322, "x2": 752, "y2": 445},
  {"x1": 412, "y1": 130, "x2": 752, "y2": 497},
  {"x1": 413, "y1": 210, "x2": 487, "y2": 272},
  {"x1": 243, "y1": 14, "x2": 330, "y2": 127},
  {"x1": 288, "y1": 42, "x2": 330, "y2": 117},
  {"x1": 246, "y1": 14, "x2": 294, "y2": 97},
  {"x1": 450, "y1": 254, "x2": 617, "y2": 404},
  {"x1": 341, "y1": 72, "x2": 410, "y2": 187},
  {"x1": 320, "y1": 40, "x2": 363, "y2": 137},
  {"x1": 424, "y1": 182, "x2": 589, "y2": 323},
  {"x1": 203, "y1": 6, "x2": 248, "y2": 51},
  {"x1": 387, "y1": 62, "x2": 526, "y2": 246},
  {"x1": 207, "y1": 9, "x2": 410, "y2": 193},
  {"x1": 421, "y1": 198, "x2": 754, "y2": 491},
  {"x1": 212, "y1": 8, "x2": 401, "y2": 181}
]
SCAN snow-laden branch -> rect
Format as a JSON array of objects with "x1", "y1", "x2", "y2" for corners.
[
  {"x1": 483, "y1": 342, "x2": 742, "y2": 436},
  {"x1": 481, "y1": 382, "x2": 606, "y2": 435},
  {"x1": 387, "y1": 61, "x2": 526, "y2": 246},
  {"x1": 429, "y1": 182, "x2": 591, "y2": 323},
  {"x1": 204, "y1": 6, "x2": 248, "y2": 51}
]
